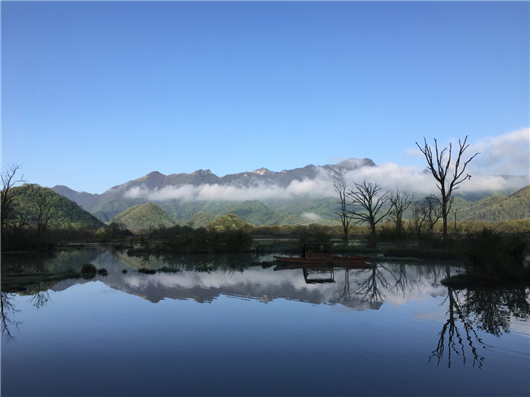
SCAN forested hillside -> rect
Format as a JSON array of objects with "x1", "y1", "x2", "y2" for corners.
[
  {"x1": 10, "y1": 184, "x2": 106, "y2": 229},
  {"x1": 458, "y1": 185, "x2": 530, "y2": 222},
  {"x1": 113, "y1": 203, "x2": 177, "y2": 232}
]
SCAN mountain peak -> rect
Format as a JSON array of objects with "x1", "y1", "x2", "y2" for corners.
[
  {"x1": 252, "y1": 167, "x2": 272, "y2": 175},
  {"x1": 335, "y1": 158, "x2": 376, "y2": 170},
  {"x1": 193, "y1": 169, "x2": 213, "y2": 177},
  {"x1": 136, "y1": 171, "x2": 165, "y2": 181}
]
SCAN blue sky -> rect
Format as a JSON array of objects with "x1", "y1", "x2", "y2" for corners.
[{"x1": 2, "y1": 1, "x2": 529, "y2": 194}]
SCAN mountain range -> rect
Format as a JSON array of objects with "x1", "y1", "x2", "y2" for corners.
[
  {"x1": 52, "y1": 158, "x2": 376, "y2": 224},
  {"x1": 50, "y1": 158, "x2": 529, "y2": 227}
]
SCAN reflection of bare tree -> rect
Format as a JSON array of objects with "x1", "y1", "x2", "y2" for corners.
[
  {"x1": 1, "y1": 292, "x2": 21, "y2": 342},
  {"x1": 432, "y1": 271, "x2": 530, "y2": 369},
  {"x1": 353, "y1": 265, "x2": 393, "y2": 304},
  {"x1": 429, "y1": 288, "x2": 484, "y2": 368},
  {"x1": 140, "y1": 255, "x2": 152, "y2": 268},
  {"x1": 429, "y1": 285, "x2": 486, "y2": 369},
  {"x1": 31, "y1": 291, "x2": 51, "y2": 309},
  {"x1": 337, "y1": 270, "x2": 352, "y2": 304},
  {"x1": 351, "y1": 263, "x2": 423, "y2": 304},
  {"x1": 391, "y1": 264, "x2": 421, "y2": 297}
]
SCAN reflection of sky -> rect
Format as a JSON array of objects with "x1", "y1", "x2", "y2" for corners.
[
  {"x1": 105, "y1": 265, "x2": 450, "y2": 309},
  {"x1": 3, "y1": 279, "x2": 530, "y2": 397},
  {"x1": 510, "y1": 317, "x2": 530, "y2": 338}
]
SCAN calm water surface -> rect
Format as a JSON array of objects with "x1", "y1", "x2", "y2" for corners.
[{"x1": 2, "y1": 245, "x2": 529, "y2": 397}]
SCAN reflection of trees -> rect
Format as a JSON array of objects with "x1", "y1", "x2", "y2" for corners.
[
  {"x1": 338, "y1": 270, "x2": 352, "y2": 303},
  {"x1": 31, "y1": 291, "x2": 51, "y2": 309},
  {"x1": 463, "y1": 287, "x2": 530, "y2": 337},
  {"x1": 430, "y1": 267, "x2": 530, "y2": 368},
  {"x1": 1, "y1": 292, "x2": 21, "y2": 342},
  {"x1": 353, "y1": 265, "x2": 391, "y2": 304},
  {"x1": 429, "y1": 282, "x2": 486, "y2": 369},
  {"x1": 2, "y1": 289, "x2": 53, "y2": 342},
  {"x1": 348, "y1": 263, "x2": 422, "y2": 305}
]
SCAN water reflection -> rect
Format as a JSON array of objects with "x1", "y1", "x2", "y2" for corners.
[
  {"x1": 2, "y1": 246, "x2": 529, "y2": 373},
  {"x1": 429, "y1": 266, "x2": 530, "y2": 368},
  {"x1": 1, "y1": 292, "x2": 20, "y2": 342}
]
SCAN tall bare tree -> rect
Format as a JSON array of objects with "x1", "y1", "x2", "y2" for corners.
[
  {"x1": 389, "y1": 189, "x2": 413, "y2": 235},
  {"x1": 347, "y1": 181, "x2": 391, "y2": 248},
  {"x1": 1, "y1": 164, "x2": 25, "y2": 232},
  {"x1": 333, "y1": 179, "x2": 351, "y2": 242},
  {"x1": 416, "y1": 136, "x2": 479, "y2": 238}
]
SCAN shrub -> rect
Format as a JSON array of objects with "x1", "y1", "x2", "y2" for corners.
[
  {"x1": 81, "y1": 263, "x2": 97, "y2": 274},
  {"x1": 97, "y1": 268, "x2": 108, "y2": 276},
  {"x1": 463, "y1": 229, "x2": 529, "y2": 275}
]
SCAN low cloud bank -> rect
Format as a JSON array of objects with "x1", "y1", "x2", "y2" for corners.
[
  {"x1": 124, "y1": 177, "x2": 336, "y2": 202},
  {"x1": 342, "y1": 163, "x2": 526, "y2": 195},
  {"x1": 124, "y1": 164, "x2": 526, "y2": 203}
]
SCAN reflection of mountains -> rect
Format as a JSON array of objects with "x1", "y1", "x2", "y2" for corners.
[
  {"x1": 99, "y1": 268, "x2": 384, "y2": 309},
  {"x1": 5, "y1": 246, "x2": 455, "y2": 310}
]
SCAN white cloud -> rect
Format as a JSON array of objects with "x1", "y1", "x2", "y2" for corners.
[
  {"x1": 343, "y1": 161, "x2": 526, "y2": 195},
  {"x1": 302, "y1": 212, "x2": 321, "y2": 221},
  {"x1": 124, "y1": 177, "x2": 336, "y2": 202},
  {"x1": 404, "y1": 147, "x2": 423, "y2": 157},
  {"x1": 468, "y1": 128, "x2": 529, "y2": 175}
]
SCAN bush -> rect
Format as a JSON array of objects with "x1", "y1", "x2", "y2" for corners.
[
  {"x1": 81, "y1": 263, "x2": 97, "y2": 274},
  {"x1": 463, "y1": 229, "x2": 529, "y2": 275}
]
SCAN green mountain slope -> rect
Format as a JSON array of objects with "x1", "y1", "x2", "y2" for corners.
[
  {"x1": 187, "y1": 212, "x2": 215, "y2": 228},
  {"x1": 217, "y1": 200, "x2": 281, "y2": 225},
  {"x1": 9, "y1": 184, "x2": 105, "y2": 229},
  {"x1": 459, "y1": 186, "x2": 530, "y2": 222},
  {"x1": 112, "y1": 203, "x2": 177, "y2": 232},
  {"x1": 206, "y1": 214, "x2": 254, "y2": 232}
]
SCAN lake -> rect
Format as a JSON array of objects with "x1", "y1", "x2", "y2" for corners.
[{"x1": 2, "y1": 245, "x2": 529, "y2": 397}]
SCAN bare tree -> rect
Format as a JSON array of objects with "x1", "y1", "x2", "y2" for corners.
[
  {"x1": 410, "y1": 201, "x2": 428, "y2": 236},
  {"x1": 1, "y1": 164, "x2": 25, "y2": 232},
  {"x1": 34, "y1": 188, "x2": 55, "y2": 239},
  {"x1": 421, "y1": 195, "x2": 443, "y2": 234},
  {"x1": 389, "y1": 189, "x2": 413, "y2": 235},
  {"x1": 347, "y1": 181, "x2": 391, "y2": 248},
  {"x1": 333, "y1": 179, "x2": 351, "y2": 243},
  {"x1": 416, "y1": 136, "x2": 479, "y2": 238}
]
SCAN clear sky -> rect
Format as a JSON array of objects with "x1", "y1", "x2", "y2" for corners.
[{"x1": 2, "y1": 1, "x2": 529, "y2": 194}]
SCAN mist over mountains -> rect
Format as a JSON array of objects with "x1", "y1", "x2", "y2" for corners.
[{"x1": 52, "y1": 158, "x2": 529, "y2": 225}]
